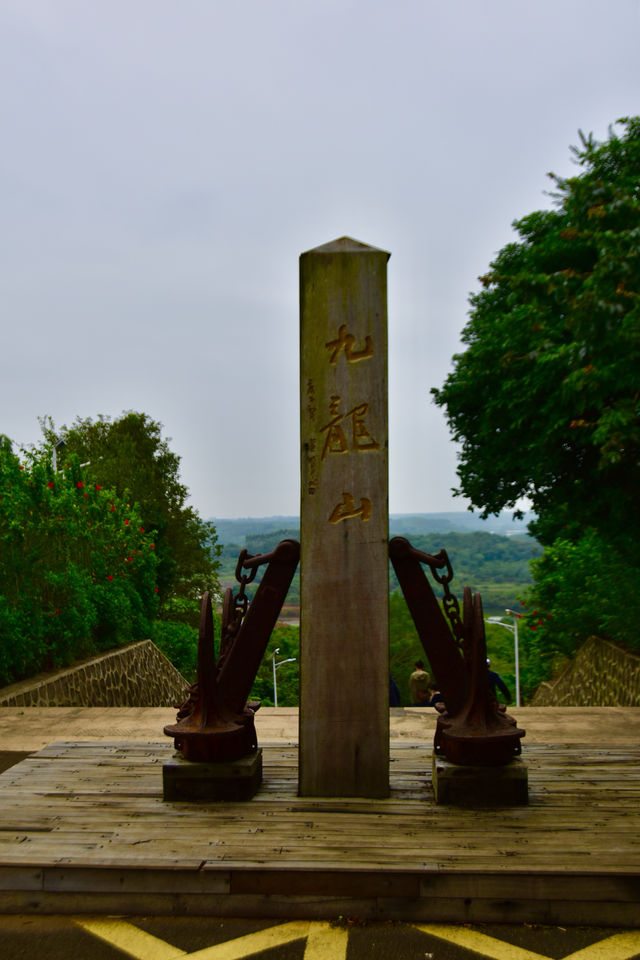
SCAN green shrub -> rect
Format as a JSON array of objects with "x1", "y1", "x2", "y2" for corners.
[
  {"x1": 0, "y1": 437, "x2": 159, "y2": 686},
  {"x1": 151, "y1": 619, "x2": 200, "y2": 684}
]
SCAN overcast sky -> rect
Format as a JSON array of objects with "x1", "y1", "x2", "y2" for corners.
[{"x1": 1, "y1": 1, "x2": 638, "y2": 520}]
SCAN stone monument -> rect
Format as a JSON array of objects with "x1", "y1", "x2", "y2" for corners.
[{"x1": 299, "y1": 237, "x2": 390, "y2": 798}]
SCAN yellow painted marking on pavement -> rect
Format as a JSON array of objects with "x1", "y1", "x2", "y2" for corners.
[
  {"x1": 564, "y1": 932, "x2": 640, "y2": 960},
  {"x1": 75, "y1": 918, "x2": 187, "y2": 959},
  {"x1": 184, "y1": 921, "x2": 312, "y2": 960},
  {"x1": 414, "y1": 925, "x2": 640, "y2": 960},
  {"x1": 415, "y1": 924, "x2": 547, "y2": 960},
  {"x1": 75, "y1": 918, "x2": 348, "y2": 959},
  {"x1": 303, "y1": 923, "x2": 348, "y2": 960}
]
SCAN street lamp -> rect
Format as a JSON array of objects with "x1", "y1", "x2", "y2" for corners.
[
  {"x1": 272, "y1": 647, "x2": 296, "y2": 709},
  {"x1": 51, "y1": 437, "x2": 66, "y2": 472},
  {"x1": 485, "y1": 609, "x2": 521, "y2": 707},
  {"x1": 505, "y1": 609, "x2": 521, "y2": 708}
]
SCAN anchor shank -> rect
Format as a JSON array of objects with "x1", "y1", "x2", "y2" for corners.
[
  {"x1": 390, "y1": 536, "x2": 470, "y2": 715},
  {"x1": 217, "y1": 539, "x2": 300, "y2": 715}
]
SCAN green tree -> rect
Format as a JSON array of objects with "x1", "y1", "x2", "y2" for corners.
[
  {"x1": 432, "y1": 117, "x2": 640, "y2": 555},
  {"x1": 517, "y1": 530, "x2": 640, "y2": 696},
  {"x1": 41, "y1": 412, "x2": 220, "y2": 614},
  {"x1": 432, "y1": 118, "x2": 640, "y2": 682}
]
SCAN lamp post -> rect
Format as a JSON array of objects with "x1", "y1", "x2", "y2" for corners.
[
  {"x1": 485, "y1": 610, "x2": 521, "y2": 707},
  {"x1": 505, "y1": 609, "x2": 521, "y2": 708},
  {"x1": 272, "y1": 647, "x2": 296, "y2": 709},
  {"x1": 51, "y1": 437, "x2": 66, "y2": 473}
]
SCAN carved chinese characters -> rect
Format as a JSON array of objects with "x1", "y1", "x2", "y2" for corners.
[
  {"x1": 299, "y1": 237, "x2": 390, "y2": 798},
  {"x1": 305, "y1": 333, "x2": 381, "y2": 514},
  {"x1": 321, "y1": 396, "x2": 380, "y2": 461}
]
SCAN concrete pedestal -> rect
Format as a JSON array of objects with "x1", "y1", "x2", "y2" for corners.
[
  {"x1": 163, "y1": 749, "x2": 262, "y2": 802},
  {"x1": 432, "y1": 753, "x2": 528, "y2": 806}
]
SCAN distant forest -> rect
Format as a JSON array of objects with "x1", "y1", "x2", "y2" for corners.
[{"x1": 213, "y1": 513, "x2": 540, "y2": 618}]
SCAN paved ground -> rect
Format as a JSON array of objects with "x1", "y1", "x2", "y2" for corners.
[
  {"x1": 1, "y1": 916, "x2": 640, "y2": 959},
  {"x1": 2, "y1": 705, "x2": 640, "y2": 755}
]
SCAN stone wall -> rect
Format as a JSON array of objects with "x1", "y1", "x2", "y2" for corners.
[
  {"x1": 0, "y1": 640, "x2": 190, "y2": 708},
  {"x1": 531, "y1": 636, "x2": 640, "y2": 706}
]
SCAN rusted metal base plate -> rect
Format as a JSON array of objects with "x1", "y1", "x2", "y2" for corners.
[
  {"x1": 163, "y1": 748, "x2": 262, "y2": 802},
  {"x1": 432, "y1": 752, "x2": 528, "y2": 806}
]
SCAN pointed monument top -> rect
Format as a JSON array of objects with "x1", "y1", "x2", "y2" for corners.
[{"x1": 302, "y1": 236, "x2": 390, "y2": 257}]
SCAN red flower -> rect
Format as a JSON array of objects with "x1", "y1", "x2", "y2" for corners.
[
  {"x1": 520, "y1": 601, "x2": 526, "y2": 606},
  {"x1": 47, "y1": 481, "x2": 54, "y2": 489},
  {"x1": 140, "y1": 527, "x2": 144, "y2": 533},
  {"x1": 124, "y1": 519, "x2": 130, "y2": 526},
  {"x1": 107, "y1": 575, "x2": 113, "y2": 581},
  {"x1": 154, "y1": 587, "x2": 159, "y2": 593},
  {"x1": 150, "y1": 543, "x2": 155, "y2": 549},
  {"x1": 77, "y1": 481, "x2": 84, "y2": 489},
  {"x1": 95, "y1": 484, "x2": 101, "y2": 491},
  {"x1": 111, "y1": 506, "x2": 115, "y2": 512},
  {"x1": 84, "y1": 493, "x2": 89, "y2": 499}
]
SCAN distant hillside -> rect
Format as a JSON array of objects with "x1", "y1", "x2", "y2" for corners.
[
  {"x1": 212, "y1": 516, "x2": 301, "y2": 547},
  {"x1": 211, "y1": 512, "x2": 539, "y2": 618},
  {"x1": 390, "y1": 511, "x2": 533, "y2": 536},
  {"x1": 211, "y1": 511, "x2": 534, "y2": 547}
]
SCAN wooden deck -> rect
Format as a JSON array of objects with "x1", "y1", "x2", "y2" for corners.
[{"x1": 0, "y1": 737, "x2": 639, "y2": 924}]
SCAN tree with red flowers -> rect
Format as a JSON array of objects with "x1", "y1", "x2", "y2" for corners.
[{"x1": 0, "y1": 436, "x2": 159, "y2": 685}]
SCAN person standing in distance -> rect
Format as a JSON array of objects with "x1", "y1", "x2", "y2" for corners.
[{"x1": 409, "y1": 659, "x2": 431, "y2": 706}]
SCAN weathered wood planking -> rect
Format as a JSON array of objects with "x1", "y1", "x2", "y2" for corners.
[{"x1": 0, "y1": 740, "x2": 639, "y2": 922}]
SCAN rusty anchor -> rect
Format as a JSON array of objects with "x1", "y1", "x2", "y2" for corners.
[
  {"x1": 389, "y1": 536, "x2": 524, "y2": 766},
  {"x1": 164, "y1": 539, "x2": 300, "y2": 763}
]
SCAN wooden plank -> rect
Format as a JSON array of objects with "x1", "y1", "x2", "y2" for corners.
[
  {"x1": 419, "y1": 872, "x2": 640, "y2": 901},
  {"x1": 230, "y1": 870, "x2": 421, "y2": 898},
  {"x1": 0, "y1": 866, "x2": 43, "y2": 891},
  {"x1": 43, "y1": 867, "x2": 230, "y2": 894}
]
